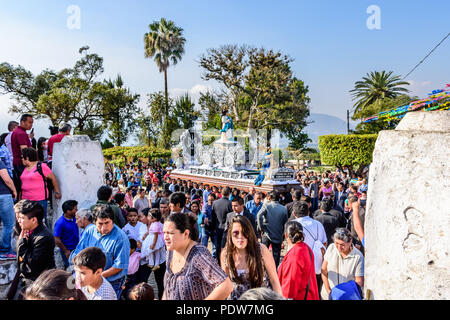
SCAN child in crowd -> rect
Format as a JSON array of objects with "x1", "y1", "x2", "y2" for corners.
[
  {"x1": 141, "y1": 208, "x2": 165, "y2": 271},
  {"x1": 122, "y1": 239, "x2": 141, "y2": 300},
  {"x1": 73, "y1": 247, "x2": 117, "y2": 300},
  {"x1": 54, "y1": 200, "x2": 79, "y2": 269},
  {"x1": 129, "y1": 283, "x2": 154, "y2": 300},
  {"x1": 122, "y1": 208, "x2": 144, "y2": 243}
]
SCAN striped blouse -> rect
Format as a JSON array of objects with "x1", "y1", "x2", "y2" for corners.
[{"x1": 164, "y1": 244, "x2": 228, "y2": 300}]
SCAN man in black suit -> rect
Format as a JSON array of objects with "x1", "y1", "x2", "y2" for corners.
[
  {"x1": 212, "y1": 187, "x2": 232, "y2": 264},
  {"x1": 222, "y1": 197, "x2": 257, "y2": 248},
  {"x1": 333, "y1": 182, "x2": 348, "y2": 213},
  {"x1": 286, "y1": 189, "x2": 304, "y2": 220},
  {"x1": 14, "y1": 200, "x2": 55, "y2": 299}
]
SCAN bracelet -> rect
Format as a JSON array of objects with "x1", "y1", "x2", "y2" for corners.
[{"x1": 55, "y1": 192, "x2": 61, "y2": 194}]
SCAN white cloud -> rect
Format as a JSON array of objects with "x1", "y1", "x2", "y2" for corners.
[{"x1": 169, "y1": 83, "x2": 213, "y2": 104}]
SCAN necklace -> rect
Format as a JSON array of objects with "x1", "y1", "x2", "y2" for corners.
[{"x1": 172, "y1": 241, "x2": 193, "y2": 269}]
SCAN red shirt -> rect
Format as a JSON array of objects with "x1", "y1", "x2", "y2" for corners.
[
  {"x1": 11, "y1": 126, "x2": 31, "y2": 166},
  {"x1": 47, "y1": 134, "x2": 66, "y2": 159},
  {"x1": 277, "y1": 242, "x2": 319, "y2": 300}
]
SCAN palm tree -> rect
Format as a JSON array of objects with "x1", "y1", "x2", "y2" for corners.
[
  {"x1": 144, "y1": 18, "x2": 186, "y2": 146},
  {"x1": 350, "y1": 71, "x2": 410, "y2": 120}
]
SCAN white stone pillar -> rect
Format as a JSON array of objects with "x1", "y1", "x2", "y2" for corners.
[
  {"x1": 50, "y1": 135, "x2": 105, "y2": 229},
  {"x1": 365, "y1": 111, "x2": 450, "y2": 300}
]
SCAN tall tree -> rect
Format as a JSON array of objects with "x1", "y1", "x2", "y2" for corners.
[
  {"x1": 0, "y1": 63, "x2": 57, "y2": 120},
  {"x1": 198, "y1": 90, "x2": 226, "y2": 130},
  {"x1": 147, "y1": 91, "x2": 177, "y2": 148},
  {"x1": 243, "y1": 48, "x2": 294, "y2": 133},
  {"x1": 173, "y1": 93, "x2": 200, "y2": 129},
  {"x1": 350, "y1": 70, "x2": 410, "y2": 120},
  {"x1": 144, "y1": 18, "x2": 186, "y2": 147},
  {"x1": 199, "y1": 45, "x2": 248, "y2": 124},
  {"x1": 103, "y1": 75, "x2": 141, "y2": 146}
]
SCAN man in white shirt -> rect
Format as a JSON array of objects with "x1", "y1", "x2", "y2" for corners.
[
  {"x1": 292, "y1": 200, "x2": 327, "y2": 294},
  {"x1": 149, "y1": 184, "x2": 158, "y2": 205},
  {"x1": 133, "y1": 189, "x2": 150, "y2": 214}
]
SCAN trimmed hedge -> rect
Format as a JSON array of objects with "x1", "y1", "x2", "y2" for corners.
[
  {"x1": 103, "y1": 146, "x2": 172, "y2": 166},
  {"x1": 318, "y1": 134, "x2": 378, "y2": 170}
]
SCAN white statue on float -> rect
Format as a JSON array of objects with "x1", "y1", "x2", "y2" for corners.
[{"x1": 220, "y1": 109, "x2": 234, "y2": 143}]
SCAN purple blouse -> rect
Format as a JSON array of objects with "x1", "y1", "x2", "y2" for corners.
[{"x1": 164, "y1": 244, "x2": 228, "y2": 300}]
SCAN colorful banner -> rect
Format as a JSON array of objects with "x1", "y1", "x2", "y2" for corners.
[{"x1": 363, "y1": 84, "x2": 450, "y2": 123}]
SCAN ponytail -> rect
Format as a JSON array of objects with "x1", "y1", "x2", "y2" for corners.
[{"x1": 284, "y1": 221, "x2": 304, "y2": 244}]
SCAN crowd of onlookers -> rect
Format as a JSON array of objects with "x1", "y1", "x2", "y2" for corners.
[{"x1": 0, "y1": 114, "x2": 367, "y2": 300}]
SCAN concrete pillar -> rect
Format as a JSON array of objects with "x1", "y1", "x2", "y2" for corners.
[
  {"x1": 50, "y1": 135, "x2": 105, "y2": 229},
  {"x1": 364, "y1": 111, "x2": 450, "y2": 299}
]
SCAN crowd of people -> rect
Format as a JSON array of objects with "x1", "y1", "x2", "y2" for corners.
[{"x1": 0, "y1": 113, "x2": 367, "y2": 301}]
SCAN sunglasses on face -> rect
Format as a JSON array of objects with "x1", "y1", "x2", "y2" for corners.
[{"x1": 232, "y1": 230, "x2": 247, "y2": 238}]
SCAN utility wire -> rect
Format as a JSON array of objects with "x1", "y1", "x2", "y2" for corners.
[{"x1": 403, "y1": 32, "x2": 450, "y2": 80}]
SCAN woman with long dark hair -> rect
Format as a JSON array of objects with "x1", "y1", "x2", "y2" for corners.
[
  {"x1": 36, "y1": 137, "x2": 48, "y2": 162},
  {"x1": 220, "y1": 215, "x2": 282, "y2": 300}
]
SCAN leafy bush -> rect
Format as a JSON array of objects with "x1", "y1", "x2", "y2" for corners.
[
  {"x1": 318, "y1": 134, "x2": 377, "y2": 175},
  {"x1": 103, "y1": 146, "x2": 172, "y2": 162}
]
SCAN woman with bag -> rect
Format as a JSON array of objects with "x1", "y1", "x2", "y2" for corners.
[
  {"x1": 321, "y1": 228, "x2": 364, "y2": 300},
  {"x1": 20, "y1": 148, "x2": 61, "y2": 223},
  {"x1": 277, "y1": 220, "x2": 319, "y2": 300},
  {"x1": 220, "y1": 215, "x2": 282, "y2": 300}
]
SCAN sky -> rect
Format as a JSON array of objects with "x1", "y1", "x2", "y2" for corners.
[{"x1": 0, "y1": 0, "x2": 449, "y2": 142}]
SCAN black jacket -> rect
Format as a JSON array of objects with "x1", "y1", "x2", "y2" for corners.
[
  {"x1": 16, "y1": 223, "x2": 56, "y2": 281},
  {"x1": 224, "y1": 208, "x2": 258, "y2": 236},
  {"x1": 212, "y1": 197, "x2": 233, "y2": 230}
]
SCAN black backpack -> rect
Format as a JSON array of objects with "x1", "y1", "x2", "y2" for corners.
[{"x1": 35, "y1": 162, "x2": 49, "y2": 200}]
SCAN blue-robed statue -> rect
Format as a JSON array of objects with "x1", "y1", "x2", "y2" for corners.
[
  {"x1": 220, "y1": 109, "x2": 234, "y2": 142},
  {"x1": 254, "y1": 147, "x2": 272, "y2": 186}
]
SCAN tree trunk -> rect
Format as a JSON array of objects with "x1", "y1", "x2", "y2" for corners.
[
  {"x1": 232, "y1": 92, "x2": 240, "y2": 123},
  {"x1": 246, "y1": 102, "x2": 258, "y2": 135},
  {"x1": 163, "y1": 68, "x2": 169, "y2": 149}
]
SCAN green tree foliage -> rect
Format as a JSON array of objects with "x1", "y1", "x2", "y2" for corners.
[
  {"x1": 353, "y1": 94, "x2": 417, "y2": 134},
  {"x1": 199, "y1": 45, "x2": 311, "y2": 150},
  {"x1": 199, "y1": 45, "x2": 248, "y2": 124},
  {"x1": 0, "y1": 63, "x2": 57, "y2": 119},
  {"x1": 144, "y1": 18, "x2": 186, "y2": 144},
  {"x1": 350, "y1": 71, "x2": 410, "y2": 120},
  {"x1": 136, "y1": 114, "x2": 160, "y2": 147},
  {"x1": 103, "y1": 75, "x2": 140, "y2": 146},
  {"x1": 198, "y1": 90, "x2": 227, "y2": 130},
  {"x1": 173, "y1": 93, "x2": 200, "y2": 129},
  {"x1": 103, "y1": 146, "x2": 172, "y2": 166},
  {"x1": 318, "y1": 134, "x2": 378, "y2": 175},
  {"x1": 1, "y1": 47, "x2": 139, "y2": 142},
  {"x1": 147, "y1": 91, "x2": 178, "y2": 148},
  {"x1": 101, "y1": 138, "x2": 115, "y2": 149}
]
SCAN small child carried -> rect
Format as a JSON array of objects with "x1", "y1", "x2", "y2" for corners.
[{"x1": 141, "y1": 209, "x2": 165, "y2": 270}]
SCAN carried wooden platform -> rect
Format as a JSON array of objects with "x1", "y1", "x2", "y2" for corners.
[{"x1": 169, "y1": 171, "x2": 302, "y2": 194}]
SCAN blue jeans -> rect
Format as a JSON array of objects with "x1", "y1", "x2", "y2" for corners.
[
  {"x1": 37, "y1": 200, "x2": 48, "y2": 223},
  {"x1": 201, "y1": 230, "x2": 217, "y2": 258},
  {"x1": 60, "y1": 249, "x2": 70, "y2": 269},
  {"x1": 108, "y1": 277, "x2": 126, "y2": 299},
  {"x1": 0, "y1": 194, "x2": 15, "y2": 254}
]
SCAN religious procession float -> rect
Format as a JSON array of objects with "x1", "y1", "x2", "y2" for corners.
[{"x1": 169, "y1": 110, "x2": 301, "y2": 193}]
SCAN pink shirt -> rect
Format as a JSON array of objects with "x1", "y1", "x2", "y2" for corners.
[
  {"x1": 149, "y1": 221, "x2": 164, "y2": 239},
  {"x1": 20, "y1": 162, "x2": 52, "y2": 201},
  {"x1": 125, "y1": 193, "x2": 133, "y2": 208},
  {"x1": 128, "y1": 251, "x2": 141, "y2": 275}
]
